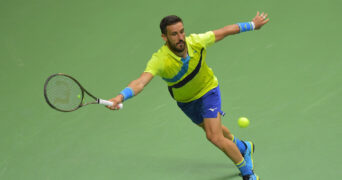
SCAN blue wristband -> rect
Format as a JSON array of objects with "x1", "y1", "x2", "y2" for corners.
[
  {"x1": 120, "y1": 87, "x2": 135, "y2": 101},
  {"x1": 237, "y1": 22, "x2": 255, "y2": 33}
]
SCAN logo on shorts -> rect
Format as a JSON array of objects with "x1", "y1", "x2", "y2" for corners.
[{"x1": 208, "y1": 107, "x2": 217, "y2": 112}]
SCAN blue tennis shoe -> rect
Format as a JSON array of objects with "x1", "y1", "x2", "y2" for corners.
[
  {"x1": 243, "y1": 173, "x2": 259, "y2": 180},
  {"x1": 243, "y1": 141, "x2": 255, "y2": 170}
]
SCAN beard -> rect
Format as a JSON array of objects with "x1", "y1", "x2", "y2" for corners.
[{"x1": 168, "y1": 40, "x2": 186, "y2": 53}]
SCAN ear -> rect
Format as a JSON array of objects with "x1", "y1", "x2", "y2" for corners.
[{"x1": 161, "y1": 33, "x2": 167, "y2": 42}]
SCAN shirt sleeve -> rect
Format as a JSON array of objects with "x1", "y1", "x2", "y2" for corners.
[
  {"x1": 144, "y1": 54, "x2": 164, "y2": 76},
  {"x1": 188, "y1": 31, "x2": 216, "y2": 48}
]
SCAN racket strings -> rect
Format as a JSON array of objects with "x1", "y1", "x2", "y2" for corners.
[{"x1": 45, "y1": 75, "x2": 82, "y2": 111}]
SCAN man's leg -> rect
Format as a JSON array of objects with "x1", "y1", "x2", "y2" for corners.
[
  {"x1": 198, "y1": 123, "x2": 233, "y2": 140},
  {"x1": 222, "y1": 125, "x2": 247, "y2": 154},
  {"x1": 202, "y1": 113, "x2": 256, "y2": 179},
  {"x1": 202, "y1": 114, "x2": 242, "y2": 163},
  {"x1": 222, "y1": 125, "x2": 233, "y2": 140},
  {"x1": 178, "y1": 86, "x2": 258, "y2": 179},
  {"x1": 221, "y1": 124, "x2": 254, "y2": 171},
  {"x1": 200, "y1": 123, "x2": 247, "y2": 155}
]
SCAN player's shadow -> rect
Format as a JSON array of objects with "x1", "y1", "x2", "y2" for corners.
[
  {"x1": 211, "y1": 173, "x2": 241, "y2": 180},
  {"x1": 148, "y1": 156, "x2": 240, "y2": 180}
]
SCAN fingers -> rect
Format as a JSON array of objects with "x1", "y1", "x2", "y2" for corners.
[
  {"x1": 256, "y1": 11, "x2": 269, "y2": 22},
  {"x1": 253, "y1": 11, "x2": 270, "y2": 30},
  {"x1": 106, "y1": 105, "x2": 116, "y2": 110},
  {"x1": 106, "y1": 104, "x2": 120, "y2": 110},
  {"x1": 105, "y1": 99, "x2": 119, "y2": 110},
  {"x1": 262, "y1": 13, "x2": 270, "y2": 24},
  {"x1": 256, "y1": 11, "x2": 267, "y2": 17},
  {"x1": 105, "y1": 95, "x2": 125, "y2": 111},
  {"x1": 264, "y1": 18, "x2": 270, "y2": 24},
  {"x1": 262, "y1": 13, "x2": 268, "y2": 21}
]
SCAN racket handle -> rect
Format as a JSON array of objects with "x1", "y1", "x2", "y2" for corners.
[{"x1": 98, "y1": 99, "x2": 123, "y2": 109}]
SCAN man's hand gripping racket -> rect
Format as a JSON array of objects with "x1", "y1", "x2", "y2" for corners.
[{"x1": 106, "y1": 95, "x2": 125, "y2": 110}]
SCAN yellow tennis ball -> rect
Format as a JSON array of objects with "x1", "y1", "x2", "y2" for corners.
[
  {"x1": 77, "y1": 94, "x2": 81, "y2": 99},
  {"x1": 238, "y1": 117, "x2": 250, "y2": 128}
]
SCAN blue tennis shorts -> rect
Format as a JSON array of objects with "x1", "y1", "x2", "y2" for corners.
[{"x1": 177, "y1": 86, "x2": 225, "y2": 124}]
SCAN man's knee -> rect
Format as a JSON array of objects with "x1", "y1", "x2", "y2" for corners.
[{"x1": 206, "y1": 132, "x2": 223, "y2": 145}]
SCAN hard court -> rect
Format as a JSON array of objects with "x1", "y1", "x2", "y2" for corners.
[{"x1": 0, "y1": 0, "x2": 341, "y2": 179}]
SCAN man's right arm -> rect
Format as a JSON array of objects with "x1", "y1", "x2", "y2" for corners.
[{"x1": 107, "y1": 72, "x2": 154, "y2": 110}]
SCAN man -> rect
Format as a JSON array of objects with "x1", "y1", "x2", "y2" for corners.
[{"x1": 107, "y1": 12, "x2": 269, "y2": 180}]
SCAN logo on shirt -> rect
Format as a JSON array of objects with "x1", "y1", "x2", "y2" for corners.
[{"x1": 208, "y1": 107, "x2": 217, "y2": 112}]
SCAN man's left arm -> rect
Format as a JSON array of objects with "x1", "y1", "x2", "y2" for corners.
[{"x1": 213, "y1": 11, "x2": 270, "y2": 42}]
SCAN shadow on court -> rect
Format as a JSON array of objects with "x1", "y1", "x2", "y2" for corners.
[
  {"x1": 211, "y1": 173, "x2": 241, "y2": 180},
  {"x1": 133, "y1": 155, "x2": 240, "y2": 179}
]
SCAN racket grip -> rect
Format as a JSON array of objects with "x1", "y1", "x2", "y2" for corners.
[{"x1": 98, "y1": 99, "x2": 123, "y2": 109}]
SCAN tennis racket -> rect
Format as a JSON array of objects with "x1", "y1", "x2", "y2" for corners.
[{"x1": 44, "y1": 73, "x2": 123, "y2": 112}]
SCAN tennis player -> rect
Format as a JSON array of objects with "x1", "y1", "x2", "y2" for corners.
[{"x1": 107, "y1": 12, "x2": 269, "y2": 180}]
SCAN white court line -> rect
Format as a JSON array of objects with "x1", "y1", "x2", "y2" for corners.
[
  {"x1": 302, "y1": 88, "x2": 341, "y2": 113},
  {"x1": 151, "y1": 103, "x2": 167, "y2": 112}
]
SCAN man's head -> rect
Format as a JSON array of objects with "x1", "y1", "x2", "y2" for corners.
[{"x1": 160, "y1": 15, "x2": 186, "y2": 53}]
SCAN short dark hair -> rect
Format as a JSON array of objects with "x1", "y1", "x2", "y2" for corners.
[{"x1": 160, "y1": 15, "x2": 183, "y2": 34}]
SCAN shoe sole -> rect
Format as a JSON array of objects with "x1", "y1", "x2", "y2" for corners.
[
  {"x1": 250, "y1": 141, "x2": 255, "y2": 170},
  {"x1": 247, "y1": 141, "x2": 255, "y2": 170}
]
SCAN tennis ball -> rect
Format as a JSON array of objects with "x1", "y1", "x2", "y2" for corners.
[
  {"x1": 238, "y1": 117, "x2": 250, "y2": 128},
  {"x1": 77, "y1": 94, "x2": 81, "y2": 99}
]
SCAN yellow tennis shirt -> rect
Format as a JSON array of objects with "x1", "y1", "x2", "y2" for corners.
[{"x1": 144, "y1": 31, "x2": 218, "y2": 103}]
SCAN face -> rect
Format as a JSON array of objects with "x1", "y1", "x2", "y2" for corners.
[{"x1": 162, "y1": 22, "x2": 186, "y2": 53}]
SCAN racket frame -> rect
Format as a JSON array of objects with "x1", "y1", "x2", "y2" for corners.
[{"x1": 44, "y1": 73, "x2": 109, "y2": 112}]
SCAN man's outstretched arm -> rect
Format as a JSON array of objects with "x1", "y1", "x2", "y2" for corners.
[
  {"x1": 107, "y1": 72, "x2": 154, "y2": 110},
  {"x1": 213, "y1": 11, "x2": 270, "y2": 42}
]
